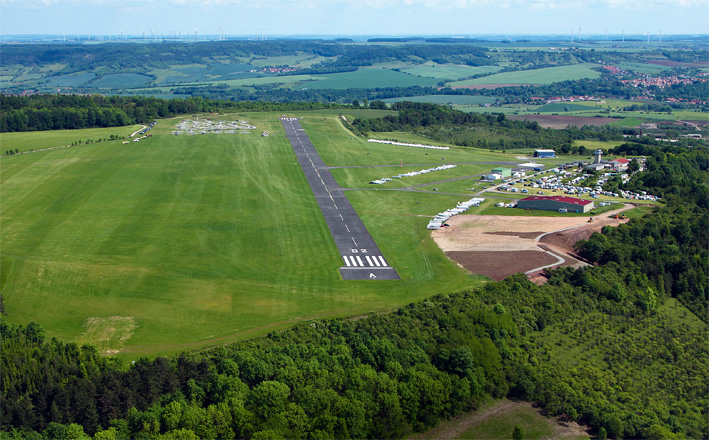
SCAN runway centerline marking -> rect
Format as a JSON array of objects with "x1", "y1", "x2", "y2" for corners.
[{"x1": 281, "y1": 118, "x2": 399, "y2": 280}]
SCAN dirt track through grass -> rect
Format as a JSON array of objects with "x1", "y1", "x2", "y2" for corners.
[{"x1": 410, "y1": 399, "x2": 589, "y2": 440}]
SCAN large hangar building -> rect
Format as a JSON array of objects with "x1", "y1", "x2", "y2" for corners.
[
  {"x1": 517, "y1": 195, "x2": 594, "y2": 213},
  {"x1": 534, "y1": 149, "x2": 556, "y2": 158}
]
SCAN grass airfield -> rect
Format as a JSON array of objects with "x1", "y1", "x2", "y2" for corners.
[{"x1": 0, "y1": 111, "x2": 527, "y2": 360}]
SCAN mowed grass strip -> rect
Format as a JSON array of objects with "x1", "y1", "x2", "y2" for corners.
[
  {"x1": 330, "y1": 163, "x2": 497, "y2": 190},
  {"x1": 303, "y1": 119, "x2": 517, "y2": 167},
  {"x1": 1, "y1": 112, "x2": 483, "y2": 359},
  {"x1": 0, "y1": 125, "x2": 144, "y2": 153}
]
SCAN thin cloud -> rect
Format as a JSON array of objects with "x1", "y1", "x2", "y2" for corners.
[{"x1": 2, "y1": 0, "x2": 706, "y2": 6}]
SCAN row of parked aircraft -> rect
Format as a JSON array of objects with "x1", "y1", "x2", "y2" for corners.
[
  {"x1": 427, "y1": 197, "x2": 486, "y2": 230},
  {"x1": 369, "y1": 164, "x2": 457, "y2": 185}
]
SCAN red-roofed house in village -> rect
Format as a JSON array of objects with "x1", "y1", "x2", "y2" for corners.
[{"x1": 517, "y1": 196, "x2": 594, "y2": 213}]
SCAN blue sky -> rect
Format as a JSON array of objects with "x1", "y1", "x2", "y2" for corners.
[{"x1": 1, "y1": 0, "x2": 707, "y2": 37}]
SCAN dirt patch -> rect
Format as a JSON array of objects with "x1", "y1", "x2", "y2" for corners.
[
  {"x1": 486, "y1": 231, "x2": 545, "y2": 239},
  {"x1": 539, "y1": 215, "x2": 630, "y2": 256},
  {"x1": 450, "y1": 83, "x2": 540, "y2": 90},
  {"x1": 447, "y1": 250, "x2": 558, "y2": 281},
  {"x1": 433, "y1": 215, "x2": 591, "y2": 252},
  {"x1": 77, "y1": 316, "x2": 138, "y2": 356},
  {"x1": 432, "y1": 206, "x2": 633, "y2": 280},
  {"x1": 508, "y1": 114, "x2": 616, "y2": 129}
]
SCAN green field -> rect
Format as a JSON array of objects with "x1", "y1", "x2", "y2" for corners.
[
  {"x1": 248, "y1": 54, "x2": 332, "y2": 68},
  {"x1": 448, "y1": 63, "x2": 602, "y2": 86},
  {"x1": 382, "y1": 95, "x2": 497, "y2": 105},
  {"x1": 41, "y1": 72, "x2": 96, "y2": 88},
  {"x1": 316, "y1": 126, "x2": 517, "y2": 166},
  {"x1": 302, "y1": 69, "x2": 441, "y2": 90},
  {"x1": 0, "y1": 125, "x2": 144, "y2": 153},
  {"x1": 457, "y1": 403, "x2": 556, "y2": 440},
  {"x1": 535, "y1": 103, "x2": 594, "y2": 113},
  {"x1": 616, "y1": 62, "x2": 670, "y2": 74},
  {"x1": 414, "y1": 399, "x2": 588, "y2": 440},
  {"x1": 330, "y1": 163, "x2": 499, "y2": 190},
  {"x1": 90, "y1": 73, "x2": 154, "y2": 89},
  {"x1": 157, "y1": 69, "x2": 442, "y2": 91},
  {"x1": 572, "y1": 139, "x2": 626, "y2": 150},
  {"x1": 402, "y1": 63, "x2": 501, "y2": 80},
  {"x1": 1, "y1": 112, "x2": 502, "y2": 360}
]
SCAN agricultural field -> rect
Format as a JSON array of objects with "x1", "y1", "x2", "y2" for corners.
[
  {"x1": 43, "y1": 72, "x2": 97, "y2": 88},
  {"x1": 448, "y1": 63, "x2": 602, "y2": 87},
  {"x1": 615, "y1": 61, "x2": 670, "y2": 74},
  {"x1": 534, "y1": 103, "x2": 595, "y2": 113},
  {"x1": 401, "y1": 63, "x2": 501, "y2": 80},
  {"x1": 1, "y1": 111, "x2": 532, "y2": 360},
  {"x1": 382, "y1": 95, "x2": 497, "y2": 105},
  {"x1": 300, "y1": 69, "x2": 441, "y2": 90},
  {"x1": 90, "y1": 73, "x2": 153, "y2": 89},
  {"x1": 507, "y1": 114, "x2": 618, "y2": 129}
]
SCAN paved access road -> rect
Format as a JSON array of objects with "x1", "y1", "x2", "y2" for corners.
[{"x1": 281, "y1": 118, "x2": 400, "y2": 280}]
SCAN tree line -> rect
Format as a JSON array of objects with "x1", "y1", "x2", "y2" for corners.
[
  {"x1": 350, "y1": 101, "x2": 626, "y2": 150},
  {"x1": 0, "y1": 95, "x2": 346, "y2": 133}
]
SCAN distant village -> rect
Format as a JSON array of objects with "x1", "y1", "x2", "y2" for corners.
[{"x1": 250, "y1": 66, "x2": 301, "y2": 74}]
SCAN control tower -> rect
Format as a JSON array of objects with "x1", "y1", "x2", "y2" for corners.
[{"x1": 593, "y1": 149, "x2": 603, "y2": 164}]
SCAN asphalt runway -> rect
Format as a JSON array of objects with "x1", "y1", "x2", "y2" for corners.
[{"x1": 281, "y1": 118, "x2": 400, "y2": 280}]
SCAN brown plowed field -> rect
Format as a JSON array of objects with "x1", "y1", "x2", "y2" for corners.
[
  {"x1": 508, "y1": 114, "x2": 617, "y2": 129},
  {"x1": 648, "y1": 60, "x2": 709, "y2": 68},
  {"x1": 447, "y1": 250, "x2": 558, "y2": 281}
]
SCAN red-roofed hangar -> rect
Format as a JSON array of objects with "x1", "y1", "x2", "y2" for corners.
[{"x1": 517, "y1": 196, "x2": 594, "y2": 213}]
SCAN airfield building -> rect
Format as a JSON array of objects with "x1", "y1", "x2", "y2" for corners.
[
  {"x1": 609, "y1": 158, "x2": 630, "y2": 171},
  {"x1": 593, "y1": 149, "x2": 603, "y2": 164},
  {"x1": 517, "y1": 195, "x2": 594, "y2": 213},
  {"x1": 491, "y1": 167, "x2": 512, "y2": 178},
  {"x1": 534, "y1": 149, "x2": 556, "y2": 158}
]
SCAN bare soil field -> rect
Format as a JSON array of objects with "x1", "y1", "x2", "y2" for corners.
[
  {"x1": 450, "y1": 83, "x2": 539, "y2": 89},
  {"x1": 447, "y1": 250, "x2": 558, "y2": 281},
  {"x1": 507, "y1": 114, "x2": 616, "y2": 129},
  {"x1": 648, "y1": 60, "x2": 709, "y2": 68},
  {"x1": 432, "y1": 206, "x2": 632, "y2": 281}
]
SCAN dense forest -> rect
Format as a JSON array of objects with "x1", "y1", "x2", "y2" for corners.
[{"x1": 1, "y1": 138, "x2": 707, "y2": 439}]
